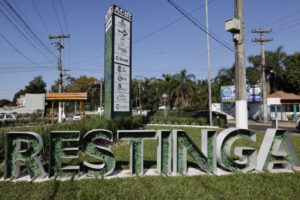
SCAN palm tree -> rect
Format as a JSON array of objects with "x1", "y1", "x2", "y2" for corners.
[
  {"x1": 131, "y1": 79, "x2": 139, "y2": 110},
  {"x1": 248, "y1": 46, "x2": 287, "y2": 93},
  {"x1": 172, "y1": 69, "x2": 196, "y2": 107}
]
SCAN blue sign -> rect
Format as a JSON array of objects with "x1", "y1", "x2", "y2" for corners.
[{"x1": 221, "y1": 85, "x2": 261, "y2": 103}]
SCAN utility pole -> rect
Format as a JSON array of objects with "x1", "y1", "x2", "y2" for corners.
[
  {"x1": 252, "y1": 29, "x2": 273, "y2": 123},
  {"x1": 49, "y1": 34, "x2": 70, "y2": 123},
  {"x1": 62, "y1": 69, "x2": 70, "y2": 119},
  {"x1": 225, "y1": 0, "x2": 248, "y2": 128},
  {"x1": 205, "y1": 0, "x2": 213, "y2": 126},
  {"x1": 234, "y1": 0, "x2": 248, "y2": 129}
]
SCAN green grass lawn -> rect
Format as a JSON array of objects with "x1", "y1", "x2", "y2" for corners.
[{"x1": 0, "y1": 126, "x2": 300, "y2": 200}]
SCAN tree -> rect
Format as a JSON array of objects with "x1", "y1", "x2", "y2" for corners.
[
  {"x1": 131, "y1": 79, "x2": 139, "y2": 109},
  {"x1": 284, "y1": 52, "x2": 300, "y2": 94},
  {"x1": 248, "y1": 46, "x2": 287, "y2": 93},
  {"x1": 0, "y1": 99, "x2": 12, "y2": 106},
  {"x1": 12, "y1": 76, "x2": 46, "y2": 105},
  {"x1": 172, "y1": 69, "x2": 196, "y2": 107},
  {"x1": 13, "y1": 89, "x2": 25, "y2": 105},
  {"x1": 51, "y1": 76, "x2": 77, "y2": 93},
  {"x1": 214, "y1": 65, "x2": 235, "y2": 86},
  {"x1": 141, "y1": 78, "x2": 160, "y2": 111},
  {"x1": 24, "y1": 76, "x2": 47, "y2": 93},
  {"x1": 75, "y1": 75, "x2": 97, "y2": 92}
]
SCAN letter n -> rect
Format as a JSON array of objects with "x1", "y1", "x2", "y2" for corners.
[{"x1": 173, "y1": 129, "x2": 217, "y2": 175}]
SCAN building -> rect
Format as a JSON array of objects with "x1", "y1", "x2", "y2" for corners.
[
  {"x1": 1, "y1": 94, "x2": 45, "y2": 114},
  {"x1": 267, "y1": 91, "x2": 300, "y2": 122}
]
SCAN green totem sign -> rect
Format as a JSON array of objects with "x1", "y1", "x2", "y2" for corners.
[{"x1": 104, "y1": 4, "x2": 132, "y2": 119}]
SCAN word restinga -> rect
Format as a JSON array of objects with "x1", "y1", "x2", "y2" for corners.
[{"x1": 3, "y1": 128, "x2": 299, "y2": 179}]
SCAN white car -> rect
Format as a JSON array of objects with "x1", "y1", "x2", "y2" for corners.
[
  {"x1": 297, "y1": 118, "x2": 300, "y2": 130},
  {"x1": 73, "y1": 113, "x2": 81, "y2": 120},
  {"x1": 0, "y1": 113, "x2": 17, "y2": 125}
]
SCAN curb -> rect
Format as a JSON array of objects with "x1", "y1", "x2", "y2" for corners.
[{"x1": 145, "y1": 124, "x2": 223, "y2": 129}]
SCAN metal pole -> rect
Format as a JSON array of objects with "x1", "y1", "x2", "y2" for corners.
[
  {"x1": 205, "y1": 0, "x2": 213, "y2": 126},
  {"x1": 138, "y1": 79, "x2": 142, "y2": 115},
  {"x1": 234, "y1": 0, "x2": 248, "y2": 129},
  {"x1": 52, "y1": 101, "x2": 54, "y2": 124},
  {"x1": 100, "y1": 81, "x2": 103, "y2": 116}
]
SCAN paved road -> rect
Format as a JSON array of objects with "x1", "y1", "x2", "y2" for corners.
[{"x1": 227, "y1": 123, "x2": 300, "y2": 134}]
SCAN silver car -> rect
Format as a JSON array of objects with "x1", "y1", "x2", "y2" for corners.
[
  {"x1": 297, "y1": 118, "x2": 300, "y2": 130},
  {"x1": 0, "y1": 113, "x2": 17, "y2": 125}
]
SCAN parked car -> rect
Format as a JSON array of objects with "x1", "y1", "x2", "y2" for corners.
[
  {"x1": 297, "y1": 118, "x2": 300, "y2": 130},
  {"x1": 73, "y1": 113, "x2": 81, "y2": 120},
  {"x1": 193, "y1": 110, "x2": 227, "y2": 125},
  {"x1": 0, "y1": 113, "x2": 17, "y2": 125}
]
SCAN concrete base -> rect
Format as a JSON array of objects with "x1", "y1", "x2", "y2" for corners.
[
  {"x1": 1, "y1": 167, "x2": 293, "y2": 183},
  {"x1": 236, "y1": 100, "x2": 248, "y2": 129}
]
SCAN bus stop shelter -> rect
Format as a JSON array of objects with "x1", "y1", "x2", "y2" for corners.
[{"x1": 46, "y1": 93, "x2": 88, "y2": 123}]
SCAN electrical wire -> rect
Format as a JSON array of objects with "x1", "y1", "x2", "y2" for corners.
[
  {"x1": 0, "y1": 9, "x2": 53, "y2": 63},
  {"x1": 2, "y1": 0, "x2": 57, "y2": 58},
  {"x1": 71, "y1": 0, "x2": 217, "y2": 65},
  {"x1": 50, "y1": 0, "x2": 64, "y2": 34},
  {"x1": 260, "y1": 9, "x2": 300, "y2": 28},
  {"x1": 31, "y1": 0, "x2": 50, "y2": 35},
  {"x1": 58, "y1": 0, "x2": 69, "y2": 33},
  {"x1": 0, "y1": 33, "x2": 51, "y2": 68},
  {"x1": 167, "y1": 0, "x2": 234, "y2": 53},
  {"x1": 133, "y1": 0, "x2": 216, "y2": 43}
]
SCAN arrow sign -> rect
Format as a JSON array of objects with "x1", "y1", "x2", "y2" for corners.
[{"x1": 118, "y1": 29, "x2": 128, "y2": 37}]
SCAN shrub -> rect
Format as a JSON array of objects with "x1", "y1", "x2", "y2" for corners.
[
  {"x1": 0, "y1": 116, "x2": 144, "y2": 162},
  {"x1": 198, "y1": 118, "x2": 207, "y2": 125}
]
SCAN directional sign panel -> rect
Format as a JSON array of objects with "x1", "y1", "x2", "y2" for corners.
[
  {"x1": 114, "y1": 15, "x2": 131, "y2": 65},
  {"x1": 105, "y1": 4, "x2": 132, "y2": 119}
]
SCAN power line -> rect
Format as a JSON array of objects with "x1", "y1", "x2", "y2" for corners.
[
  {"x1": 167, "y1": 0, "x2": 235, "y2": 53},
  {"x1": 133, "y1": 0, "x2": 216, "y2": 43},
  {"x1": 0, "y1": 33, "x2": 50, "y2": 68},
  {"x1": 2, "y1": 0, "x2": 57, "y2": 58},
  {"x1": 0, "y1": 65, "x2": 56, "y2": 70},
  {"x1": 0, "y1": 8, "x2": 53, "y2": 63},
  {"x1": 50, "y1": 0, "x2": 64, "y2": 34},
  {"x1": 260, "y1": 9, "x2": 300, "y2": 28},
  {"x1": 58, "y1": 0, "x2": 69, "y2": 33},
  {"x1": 31, "y1": 0, "x2": 50, "y2": 35}
]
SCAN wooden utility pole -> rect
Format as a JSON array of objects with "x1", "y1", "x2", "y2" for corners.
[
  {"x1": 62, "y1": 69, "x2": 70, "y2": 118},
  {"x1": 49, "y1": 34, "x2": 70, "y2": 123},
  {"x1": 234, "y1": 0, "x2": 248, "y2": 129},
  {"x1": 252, "y1": 30, "x2": 273, "y2": 123}
]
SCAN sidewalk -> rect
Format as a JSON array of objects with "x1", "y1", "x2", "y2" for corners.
[{"x1": 228, "y1": 119, "x2": 296, "y2": 128}]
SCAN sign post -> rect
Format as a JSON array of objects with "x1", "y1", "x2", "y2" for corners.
[{"x1": 104, "y1": 5, "x2": 132, "y2": 119}]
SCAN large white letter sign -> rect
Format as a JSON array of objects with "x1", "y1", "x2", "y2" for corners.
[
  {"x1": 216, "y1": 128, "x2": 257, "y2": 173},
  {"x1": 256, "y1": 129, "x2": 299, "y2": 172},
  {"x1": 173, "y1": 129, "x2": 217, "y2": 175},
  {"x1": 117, "y1": 130, "x2": 156, "y2": 175}
]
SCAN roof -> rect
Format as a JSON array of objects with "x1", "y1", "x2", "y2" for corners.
[
  {"x1": 267, "y1": 91, "x2": 300, "y2": 100},
  {"x1": 46, "y1": 93, "x2": 87, "y2": 101}
]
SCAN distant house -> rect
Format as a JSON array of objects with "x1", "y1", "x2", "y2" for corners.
[
  {"x1": 2, "y1": 94, "x2": 45, "y2": 114},
  {"x1": 267, "y1": 91, "x2": 300, "y2": 121}
]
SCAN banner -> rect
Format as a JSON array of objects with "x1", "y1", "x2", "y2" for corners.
[{"x1": 221, "y1": 85, "x2": 261, "y2": 103}]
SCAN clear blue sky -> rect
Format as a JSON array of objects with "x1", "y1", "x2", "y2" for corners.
[{"x1": 0, "y1": 0, "x2": 299, "y2": 100}]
